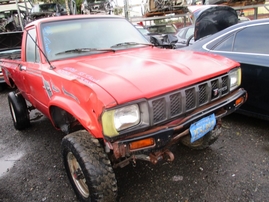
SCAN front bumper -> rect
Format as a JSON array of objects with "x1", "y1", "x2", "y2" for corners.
[{"x1": 110, "y1": 88, "x2": 247, "y2": 165}]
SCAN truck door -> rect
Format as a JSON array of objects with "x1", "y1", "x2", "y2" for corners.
[{"x1": 20, "y1": 28, "x2": 50, "y2": 115}]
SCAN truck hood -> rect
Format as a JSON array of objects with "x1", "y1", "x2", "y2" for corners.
[{"x1": 54, "y1": 47, "x2": 238, "y2": 104}]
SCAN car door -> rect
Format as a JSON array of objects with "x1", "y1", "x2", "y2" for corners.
[
  {"x1": 20, "y1": 27, "x2": 50, "y2": 115},
  {"x1": 208, "y1": 23, "x2": 269, "y2": 118}
]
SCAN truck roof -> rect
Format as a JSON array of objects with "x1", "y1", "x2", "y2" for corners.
[{"x1": 25, "y1": 14, "x2": 123, "y2": 28}]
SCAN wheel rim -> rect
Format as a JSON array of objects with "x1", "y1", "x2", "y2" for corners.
[
  {"x1": 67, "y1": 152, "x2": 89, "y2": 198},
  {"x1": 9, "y1": 101, "x2": 17, "y2": 123}
]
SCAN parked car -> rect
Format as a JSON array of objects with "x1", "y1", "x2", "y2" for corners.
[
  {"x1": 175, "y1": 25, "x2": 194, "y2": 48},
  {"x1": 147, "y1": 24, "x2": 177, "y2": 35},
  {"x1": 183, "y1": 18, "x2": 269, "y2": 120},
  {"x1": 188, "y1": 5, "x2": 238, "y2": 41},
  {"x1": 146, "y1": 24, "x2": 178, "y2": 48},
  {"x1": 1, "y1": 15, "x2": 247, "y2": 201},
  {"x1": 175, "y1": 5, "x2": 238, "y2": 48},
  {"x1": 134, "y1": 24, "x2": 151, "y2": 41}
]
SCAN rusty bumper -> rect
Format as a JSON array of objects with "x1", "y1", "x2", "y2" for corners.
[{"x1": 111, "y1": 88, "x2": 247, "y2": 168}]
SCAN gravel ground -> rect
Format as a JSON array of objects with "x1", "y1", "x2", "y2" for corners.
[{"x1": 0, "y1": 87, "x2": 268, "y2": 202}]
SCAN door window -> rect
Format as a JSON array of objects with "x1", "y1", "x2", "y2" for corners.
[
  {"x1": 213, "y1": 24, "x2": 269, "y2": 54},
  {"x1": 213, "y1": 34, "x2": 234, "y2": 51},
  {"x1": 26, "y1": 29, "x2": 40, "y2": 63},
  {"x1": 233, "y1": 24, "x2": 269, "y2": 54},
  {"x1": 185, "y1": 27, "x2": 194, "y2": 39}
]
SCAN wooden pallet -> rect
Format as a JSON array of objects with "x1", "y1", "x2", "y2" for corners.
[
  {"x1": 222, "y1": 0, "x2": 265, "y2": 7},
  {"x1": 143, "y1": 7, "x2": 187, "y2": 17},
  {"x1": 143, "y1": 0, "x2": 266, "y2": 17}
]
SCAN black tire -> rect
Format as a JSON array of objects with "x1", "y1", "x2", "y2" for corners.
[
  {"x1": 61, "y1": 130, "x2": 118, "y2": 202},
  {"x1": 8, "y1": 91, "x2": 30, "y2": 130},
  {"x1": 186, "y1": 34, "x2": 194, "y2": 46},
  {"x1": 180, "y1": 125, "x2": 221, "y2": 150}
]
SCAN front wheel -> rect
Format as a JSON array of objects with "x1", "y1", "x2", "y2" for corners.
[
  {"x1": 8, "y1": 91, "x2": 30, "y2": 130},
  {"x1": 61, "y1": 130, "x2": 118, "y2": 202},
  {"x1": 180, "y1": 125, "x2": 221, "y2": 150}
]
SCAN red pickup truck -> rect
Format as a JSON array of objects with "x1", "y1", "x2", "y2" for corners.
[{"x1": 1, "y1": 15, "x2": 247, "y2": 201}]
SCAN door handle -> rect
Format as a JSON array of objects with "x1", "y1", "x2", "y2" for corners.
[{"x1": 19, "y1": 65, "x2": 27, "y2": 71}]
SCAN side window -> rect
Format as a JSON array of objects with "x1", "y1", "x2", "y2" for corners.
[
  {"x1": 26, "y1": 29, "x2": 40, "y2": 63},
  {"x1": 233, "y1": 24, "x2": 269, "y2": 54},
  {"x1": 177, "y1": 29, "x2": 185, "y2": 38},
  {"x1": 213, "y1": 34, "x2": 235, "y2": 51},
  {"x1": 185, "y1": 27, "x2": 194, "y2": 39}
]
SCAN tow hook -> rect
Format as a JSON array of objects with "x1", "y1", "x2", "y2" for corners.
[{"x1": 149, "y1": 149, "x2": 175, "y2": 164}]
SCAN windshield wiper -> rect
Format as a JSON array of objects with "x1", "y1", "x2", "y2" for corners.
[
  {"x1": 110, "y1": 42, "x2": 153, "y2": 48},
  {"x1": 56, "y1": 48, "x2": 115, "y2": 55}
]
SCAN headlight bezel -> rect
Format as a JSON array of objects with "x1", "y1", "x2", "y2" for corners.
[
  {"x1": 101, "y1": 100, "x2": 149, "y2": 138},
  {"x1": 229, "y1": 67, "x2": 242, "y2": 92}
]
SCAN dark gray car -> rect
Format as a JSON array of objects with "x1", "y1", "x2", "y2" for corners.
[{"x1": 183, "y1": 18, "x2": 269, "y2": 121}]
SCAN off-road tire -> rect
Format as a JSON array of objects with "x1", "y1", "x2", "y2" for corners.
[
  {"x1": 8, "y1": 91, "x2": 30, "y2": 130},
  {"x1": 61, "y1": 130, "x2": 118, "y2": 202},
  {"x1": 180, "y1": 125, "x2": 221, "y2": 150}
]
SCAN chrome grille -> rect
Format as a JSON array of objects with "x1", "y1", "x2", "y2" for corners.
[{"x1": 149, "y1": 74, "x2": 229, "y2": 125}]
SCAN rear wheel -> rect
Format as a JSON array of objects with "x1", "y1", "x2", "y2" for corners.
[
  {"x1": 8, "y1": 91, "x2": 30, "y2": 130},
  {"x1": 61, "y1": 130, "x2": 118, "y2": 202},
  {"x1": 180, "y1": 125, "x2": 221, "y2": 150}
]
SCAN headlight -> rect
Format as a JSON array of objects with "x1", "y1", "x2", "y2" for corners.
[
  {"x1": 229, "y1": 68, "x2": 241, "y2": 91},
  {"x1": 101, "y1": 104, "x2": 140, "y2": 137},
  {"x1": 114, "y1": 105, "x2": 140, "y2": 131}
]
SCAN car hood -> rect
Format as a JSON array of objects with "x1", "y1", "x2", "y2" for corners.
[
  {"x1": 54, "y1": 47, "x2": 238, "y2": 104},
  {"x1": 188, "y1": 5, "x2": 238, "y2": 41}
]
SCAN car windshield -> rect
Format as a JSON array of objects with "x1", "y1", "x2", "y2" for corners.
[
  {"x1": 40, "y1": 18, "x2": 149, "y2": 61},
  {"x1": 136, "y1": 26, "x2": 149, "y2": 35},
  {"x1": 148, "y1": 25, "x2": 176, "y2": 34}
]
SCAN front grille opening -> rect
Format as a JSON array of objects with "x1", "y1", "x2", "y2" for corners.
[
  {"x1": 148, "y1": 73, "x2": 230, "y2": 126},
  {"x1": 152, "y1": 98, "x2": 166, "y2": 123},
  {"x1": 186, "y1": 88, "x2": 195, "y2": 110},
  {"x1": 221, "y1": 76, "x2": 229, "y2": 95},
  {"x1": 211, "y1": 79, "x2": 219, "y2": 99},
  {"x1": 170, "y1": 93, "x2": 182, "y2": 117},
  {"x1": 198, "y1": 83, "x2": 208, "y2": 105}
]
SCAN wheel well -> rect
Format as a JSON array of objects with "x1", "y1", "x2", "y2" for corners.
[
  {"x1": 8, "y1": 78, "x2": 16, "y2": 89},
  {"x1": 50, "y1": 106, "x2": 83, "y2": 134}
]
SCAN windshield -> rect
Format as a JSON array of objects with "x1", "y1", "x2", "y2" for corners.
[
  {"x1": 41, "y1": 18, "x2": 149, "y2": 61},
  {"x1": 148, "y1": 25, "x2": 176, "y2": 34}
]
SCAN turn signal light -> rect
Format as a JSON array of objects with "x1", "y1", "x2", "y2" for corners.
[
  {"x1": 129, "y1": 138, "x2": 155, "y2": 150},
  {"x1": 235, "y1": 97, "x2": 244, "y2": 107}
]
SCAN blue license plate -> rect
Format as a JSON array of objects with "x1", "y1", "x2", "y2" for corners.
[{"x1": 190, "y1": 114, "x2": 216, "y2": 143}]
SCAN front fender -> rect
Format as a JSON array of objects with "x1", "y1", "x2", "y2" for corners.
[{"x1": 48, "y1": 95, "x2": 104, "y2": 138}]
